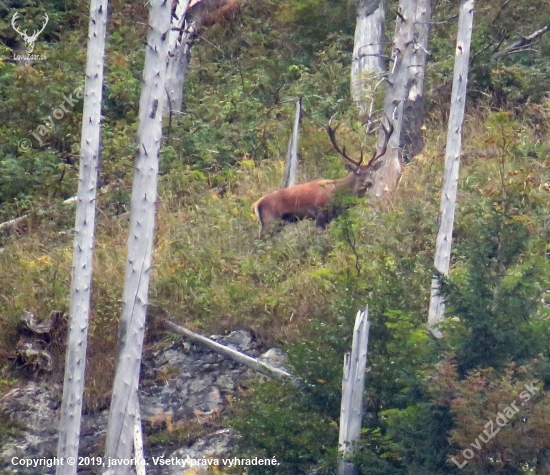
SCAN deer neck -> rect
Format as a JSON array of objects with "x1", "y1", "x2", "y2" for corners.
[{"x1": 335, "y1": 172, "x2": 357, "y2": 191}]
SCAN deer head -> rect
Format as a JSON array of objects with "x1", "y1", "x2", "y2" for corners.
[{"x1": 326, "y1": 114, "x2": 393, "y2": 196}]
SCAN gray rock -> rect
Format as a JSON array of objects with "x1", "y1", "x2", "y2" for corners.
[
  {"x1": 0, "y1": 330, "x2": 286, "y2": 475},
  {"x1": 218, "y1": 330, "x2": 252, "y2": 351}
]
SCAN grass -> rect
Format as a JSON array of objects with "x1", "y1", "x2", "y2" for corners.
[{"x1": 0, "y1": 105, "x2": 549, "y2": 411}]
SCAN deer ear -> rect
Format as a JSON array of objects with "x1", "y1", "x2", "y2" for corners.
[
  {"x1": 371, "y1": 161, "x2": 383, "y2": 171},
  {"x1": 344, "y1": 163, "x2": 355, "y2": 173}
]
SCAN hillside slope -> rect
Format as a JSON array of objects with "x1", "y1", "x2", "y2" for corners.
[{"x1": 1, "y1": 0, "x2": 550, "y2": 473}]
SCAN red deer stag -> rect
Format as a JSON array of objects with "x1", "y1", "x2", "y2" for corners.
[{"x1": 252, "y1": 117, "x2": 393, "y2": 236}]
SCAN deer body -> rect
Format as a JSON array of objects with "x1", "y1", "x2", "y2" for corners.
[
  {"x1": 252, "y1": 171, "x2": 373, "y2": 232},
  {"x1": 253, "y1": 117, "x2": 393, "y2": 235}
]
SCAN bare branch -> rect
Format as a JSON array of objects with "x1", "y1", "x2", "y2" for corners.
[
  {"x1": 492, "y1": 24, "x2": 550, "y2": 61},
  {"x1": 470, "y1": 36, "x2": 507, "y2": 67},
  {"x1": 431, "y1": 14, "x2": 458, "y2": 25}
]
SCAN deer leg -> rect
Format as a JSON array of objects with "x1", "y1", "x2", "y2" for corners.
[{"x1": 315, "y1": 211, "x2": 329, "y2": 229}]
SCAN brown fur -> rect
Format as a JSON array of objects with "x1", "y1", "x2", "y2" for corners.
[
  {"x1": 188, "y1": 0, "x2": 241, "y2": 26},
  {"x1": 252, "y1": 167, "x2": 377, "y2": 235}
]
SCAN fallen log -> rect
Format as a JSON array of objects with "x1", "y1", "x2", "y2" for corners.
[{"x1": 163, "y1": 320, "x2": 294, "y2": 382}]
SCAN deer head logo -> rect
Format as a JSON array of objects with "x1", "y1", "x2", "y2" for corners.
[{"x1": 11, "y1": 12, "x2": 49, "y2": 54}]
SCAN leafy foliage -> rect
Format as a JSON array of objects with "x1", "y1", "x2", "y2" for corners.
[
  {"x1": 441, "y1": 202, "x2": 550, "y2": 375},
  {"x1": 0, "y1": 0, "x2": 550, "y2": 473},
  {"x1": 439, "y1": 113, "x2": 550, "y2": 375},
  {"x1": 430, "y1": 358, "x2": 550, "y2": 475}
]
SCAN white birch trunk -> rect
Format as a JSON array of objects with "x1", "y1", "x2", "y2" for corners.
[
  {"x1": 103, "y1": 0, "x2": 170, "y2": 472},
  {"x1": 56, "y1": 1, "x2": 108, "y2": 473},
  {"x1": 338, "y1": 307, "x2": 370, "y2": 475},
  {"x1": 282, "y1": 98, "x2": 301, "y2": 188},
  {"x1": 427, "y1": 0, "x2": 475, "y2": 337},
  {"x1": 371, "y1": 0, "x2": 431, "y2": 198},
  {"x1": 350, "y1": 0, "x2": 385, "y2": 120}
]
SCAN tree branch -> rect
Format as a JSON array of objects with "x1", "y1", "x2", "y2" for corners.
[{"x1": 492, "y1": 24, "x2": 550, "y2": 61}]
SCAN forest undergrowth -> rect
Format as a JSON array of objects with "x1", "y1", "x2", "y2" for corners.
[{"x1": 1, "y1": 0, "x2": 550, "y2": 472}]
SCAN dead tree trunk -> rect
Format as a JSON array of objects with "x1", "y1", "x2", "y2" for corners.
[
  {"x1": 56, "y1": 1, "x2": 108, "y2": 473},
  {"x1": 427, "y1": 0, "x2": 474, "y2": 337},
  {"x1": 103, "y1": 0, "x2": 170, "y2": 472},
  {"x1": 282, "y1": 98, "x2": 301, "y2": 188},
  {"x1": 350, "y1": 0, "x2": 386, "y2": 120},
  {"x1": 337, "y1": 307, "x2": 370, "y2": 475},
  {"x1": 164, "y1": 0, "x2": 194, "y2": 116},
  {"x1": 164, "y1": 0, "x2": 241, "y2": 115},
  {"x1": 371, "y1": 0, "x2": 431, "y2": 198}
]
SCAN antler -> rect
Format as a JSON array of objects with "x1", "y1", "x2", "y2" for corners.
[
  {"x1": 367, "y1": 113, "x2": 394, "y2": 166},
  {"x1": 326, "y1": 117, "x2": 363, "y2": 168},
  {"x1": 11, "y1": 12, "x2": 48, "y2": 41},
  {"x1": 29, "y1": 13, "x2": 49, "y2": 41},
  {"x1": 11, "y1": 12, "x2": 26, "y2": 38}
]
